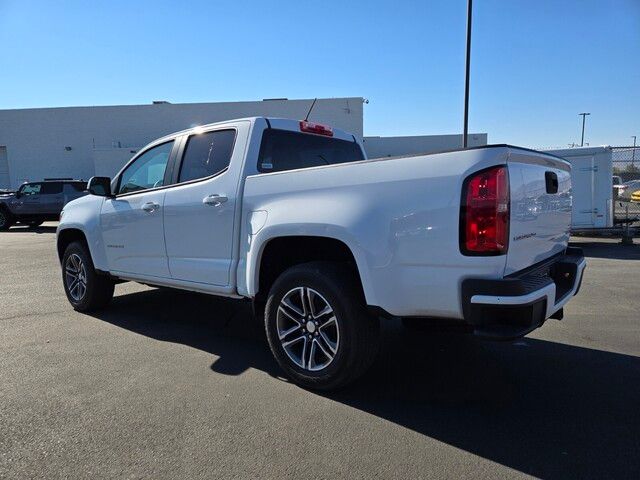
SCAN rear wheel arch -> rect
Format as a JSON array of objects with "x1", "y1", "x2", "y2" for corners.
[{"x1": 254, "y1": 235, "x2": 366, "y2": 303}]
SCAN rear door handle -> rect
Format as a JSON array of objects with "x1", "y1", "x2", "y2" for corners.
[
  {"x1": 203, "y1": 194, "x2": 228, "y2": 206},
  {"x1": 142, "y1": 202, "x2": 160, "y2": 212}
]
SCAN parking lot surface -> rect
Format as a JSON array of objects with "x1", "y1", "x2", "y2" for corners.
[{"x1": 1, "y1": 224, "x2": 639, "y2": 479}]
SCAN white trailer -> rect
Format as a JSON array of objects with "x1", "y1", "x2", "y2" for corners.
[{"x1": 544, "y1": 146, "x2": 613, "y2": 230}]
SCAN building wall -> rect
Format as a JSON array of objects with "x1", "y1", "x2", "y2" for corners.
[
  {"x1": 362, "y1": 133, "x2": 488, "y2": 159},
  {"x1": 0, "y1": 97, "x2": 363, "y2": 188}
]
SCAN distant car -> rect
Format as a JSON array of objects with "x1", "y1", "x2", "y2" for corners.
[
  {"x1": 617, "y1": 179, "x2": 640, "y2": 201},
  {"x1": 0, "y1": 179, "x2": 87, "y2": 230},
  {"x1": 632, "y1": 190, "x2": 640, "y2": 203}
]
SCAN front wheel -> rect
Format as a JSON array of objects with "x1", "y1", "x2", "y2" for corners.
[
  {"x1": 0, "y1": 209, "x2": 13, "y2": 231},
  {"x1": 265, "y1": 262, "x2": 379, "y2": 390},
  {"x1": 62, "y1": 241, "x2": 114, "y2": 311}
]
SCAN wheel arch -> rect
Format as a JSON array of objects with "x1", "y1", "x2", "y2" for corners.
[
  {"x1": 57, "y1": 228, "x2": 90, "y2": 264},
  {"x1": 251, "y1": 235, "x2": 370, "y2": 304}
]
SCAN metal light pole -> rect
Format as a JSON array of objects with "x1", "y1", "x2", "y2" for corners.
[
  {"x1": 463, "y1": 0, "x2": 473, "y2": 148},
  {"x1": 579, "y1": 112, "x2": 590, "y2": 147},
  {"x1": 632, "y1": 135, "x2": 636, "y2": 167}
]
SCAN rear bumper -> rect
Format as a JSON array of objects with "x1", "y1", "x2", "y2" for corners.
[{"x1": 461, "y1": 247, "x2": 586, "y2": 340}]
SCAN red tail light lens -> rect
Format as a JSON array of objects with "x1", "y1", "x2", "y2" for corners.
[
  {"x1": 460, "y1": 166, "x2": 509, "y2": 255},
  {"x1": 299, "y1": 120, "x2": 333, "y2": 137}
]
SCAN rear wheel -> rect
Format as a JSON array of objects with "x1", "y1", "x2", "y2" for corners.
[
  {"x1": 265, "y1": 262, "x2": 379, "y2": 390},
  {"x1": 0, "y1": 209, "x2": 13, "y2": 231},
  {"x1": 62, "y1": 241, "x2": 114, "y2": 311}
]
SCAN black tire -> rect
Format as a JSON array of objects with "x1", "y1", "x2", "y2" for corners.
[
  {"x1": 0, "y1": 208, "x2": 13, "y2": 231},
  {"x1": 265, "y1": 262, "x2": 379, "y2": 390},
  {"x1": 62, "y1": 241, "x2": 114, "y2": 312}
]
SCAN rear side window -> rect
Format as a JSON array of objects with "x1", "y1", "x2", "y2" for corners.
[
  {"x1": 257, "y1": 129, "x2": 365, "y2": 173},
  {"x1": 40, "y1": 182, "x2": 63, "y2": 194},
  {"x1": 178, "y1": 129, "x2": 236, "y2": 183}
]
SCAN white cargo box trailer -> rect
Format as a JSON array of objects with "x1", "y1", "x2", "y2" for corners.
[{"x1": 544, "y1": 146, "x2": 613, "y2": 230}]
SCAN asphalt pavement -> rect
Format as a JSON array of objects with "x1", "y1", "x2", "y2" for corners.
[{"x1": 1, "y1": 224, "x2": 639, "y2": 479}]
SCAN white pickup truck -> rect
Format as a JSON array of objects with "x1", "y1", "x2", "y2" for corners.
[{"x1": 57, "y1": 117, "x2": 586, "y2": 389}]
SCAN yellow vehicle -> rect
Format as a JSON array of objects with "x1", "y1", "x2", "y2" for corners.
[{"x1": 631, "y1": 189, "x2": 640, "y2": 203}]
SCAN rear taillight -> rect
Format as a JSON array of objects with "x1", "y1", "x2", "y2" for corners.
[
  {"x1": 460, "y1": 166, "x2": 509, "y2": 255},
  {"x1": 299, "y1": 120, "x2": 333, "y2": 137}
]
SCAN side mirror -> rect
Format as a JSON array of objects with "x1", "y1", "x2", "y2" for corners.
[{"x1": 87, "y1": 176, "x2": 113, "y2": 197}]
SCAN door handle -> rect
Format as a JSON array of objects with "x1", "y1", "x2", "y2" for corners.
[
  {"x1": 142, "y1": 202, "x2": 160, "y2": 212},
  {"x1": 203, "y1": 194, "x2": 228, "y2": 206}
]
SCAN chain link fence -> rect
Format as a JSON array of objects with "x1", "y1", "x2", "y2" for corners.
[{"x1": 612, "y1": 146, "x2": 640, "y2": 226}]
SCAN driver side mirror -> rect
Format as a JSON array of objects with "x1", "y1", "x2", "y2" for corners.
[{"x1": 87, "y1": 176, "x2": 113, "y2": 197}]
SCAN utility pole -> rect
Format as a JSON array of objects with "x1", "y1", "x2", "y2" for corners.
[
  {"x1": 579, "y1": 112, "x2": 590, "y2": 147},
  {"x1": 632, "y1": 135, "x2": 637, "y2": 167},
  {"x1": 463, "y1": 0, "x2": 473, "y2": 148}
]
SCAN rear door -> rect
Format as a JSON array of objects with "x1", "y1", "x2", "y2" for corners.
[
  {"x1": 163, "y1": 127, "x2": 240, "y2": 286},
  {"x1": 506, "y1": 149, "x2": 572, "y2": 275},
  {"x1": 40, "y1": 182, "x2": 64, "y2": 215},
  {"x1": 571, "y1": 156, "x2": 595, "y2": 226}
]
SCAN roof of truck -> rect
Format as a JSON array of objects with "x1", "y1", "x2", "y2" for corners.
[{"x1": 149, "y1": 117, "x2": 357, "y2": 146}]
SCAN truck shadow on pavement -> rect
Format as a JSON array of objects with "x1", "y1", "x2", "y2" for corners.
[{"x1": 90, "y1": 287, "x2": 640, "y2": 480}]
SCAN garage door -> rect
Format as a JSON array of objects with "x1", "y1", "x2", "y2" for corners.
[{"x1": 0, "y1": 147, "x2": 9, "y2": 189}]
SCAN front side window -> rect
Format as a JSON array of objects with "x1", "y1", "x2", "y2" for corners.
[
  {"x1": 20, "y1": 183, "x2": 42, "y2": 195},
  {"x1": 257, "y1": 129, "x2": 365, "y2": 173},
  {"x1": 178, "y1": 129, "x2": 235, "y2": 183},
  {"x1": 118, "y1": 141, "x2": 174, "y2": 195}
]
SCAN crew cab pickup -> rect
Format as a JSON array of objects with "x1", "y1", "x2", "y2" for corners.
[{"x1": 57, "y1": 117, "x2": 586, "y2": 389}]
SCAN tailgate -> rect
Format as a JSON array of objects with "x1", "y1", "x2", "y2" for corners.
[{"x1": 506, "y1": 148, "x2": 572, "y2": 275}]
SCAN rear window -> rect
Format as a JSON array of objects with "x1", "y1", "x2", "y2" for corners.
[{"x1": 257, "y1": 129, "x2": 364, "y2": 173}]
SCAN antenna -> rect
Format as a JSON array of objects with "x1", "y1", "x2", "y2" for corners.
[{"x1": 304, "y1": 98, "x2": 317, "y2": 122}]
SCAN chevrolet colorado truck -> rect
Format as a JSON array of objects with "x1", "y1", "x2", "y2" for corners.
[{"x1": 56, "y1": 117, "x2": 586, "y2": 389}]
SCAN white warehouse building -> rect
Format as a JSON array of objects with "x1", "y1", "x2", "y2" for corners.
[{"x1": 0, "y1": 97, "x2": 487, "y2": 189}]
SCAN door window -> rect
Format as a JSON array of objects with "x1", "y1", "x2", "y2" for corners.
[
  {"x1": 40, "y1": 182, "x2": 63, "y2": 194},
  {"x1": 178, "y1": 130, "x2": 235, "y2": 183},
  {"x1": 20, "y1": 183, "x2": 42, "y2": 195},
  {"x1": 118, "y1": 141, "x2": 174, "y2": 195}
]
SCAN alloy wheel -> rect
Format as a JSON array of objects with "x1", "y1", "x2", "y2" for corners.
[
  {"x1": 276, "y1": 287, "x2": 340, "y2": 372},
  {"x1": 65, "y1": 253, "x2": 87, "y2": 302}
]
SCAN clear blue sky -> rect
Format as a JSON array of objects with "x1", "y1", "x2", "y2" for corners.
[{"x1": 1, "y1": 0, "x2": 638, "y2": 147}]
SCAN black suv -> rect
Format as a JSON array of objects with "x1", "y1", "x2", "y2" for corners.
[{"x1": 0, "y1": 179, "x2": 87, "y2": 230}]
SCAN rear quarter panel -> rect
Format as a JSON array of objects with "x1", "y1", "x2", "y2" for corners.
[{"x1": 239, "y1": 147, "x2": 513, "y2": 319}]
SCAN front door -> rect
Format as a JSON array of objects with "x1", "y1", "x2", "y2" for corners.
[
  {"x1": 14, "y1": 183, "x2": 44, "y2": 216},
  {"x1": 163, "y1": 128, "x2": 238, "y2": 285},
  {"x1": 100, "y1": 141, "x2": 175, "y2": 278}
]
